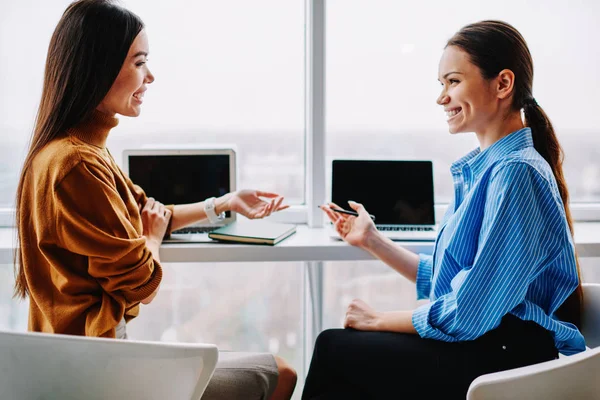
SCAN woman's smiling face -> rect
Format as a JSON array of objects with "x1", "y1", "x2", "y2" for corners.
[
  {"x1": 97, "y1": 29, "x2": 154, "y2": 117},
  {"x1": 436, "y1": 45, "x2": 498, "y2": 135}
]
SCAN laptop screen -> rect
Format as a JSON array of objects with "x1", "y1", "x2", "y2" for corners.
[
  {"x1": 332, "y1": 160, "x2": 435, "y2": 225},
  {"x1": 127, "y1": 154, "x2": 232, "y2": 217}
]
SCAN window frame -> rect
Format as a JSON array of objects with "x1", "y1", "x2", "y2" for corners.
[{"x1": 1, "y1": 0, "x2": 599, "y2": 228}]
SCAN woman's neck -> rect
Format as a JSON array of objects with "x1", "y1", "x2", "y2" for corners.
[
  {"x1": 67, "y1": 109, "x2": 119, "y2": 148},
  {"x1": 476, "y1": 111, "x2": 524, "y2": 151}
]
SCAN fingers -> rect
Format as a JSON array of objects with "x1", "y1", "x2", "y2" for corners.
[
  {"x1": 143, "y1": 197, "x2": 155, "y2": 212},
  {"x1": 334, "y1": 217, "x2": 348, "y2": 236},
  {"x1": 259, "y1": 199, "x2": 275, "y2": 219},
  {"x1": 268, "y1": 198, "x2": 276, "y2": 214},
  {"x1": 271, "y1": 196, "x2": 289, "y2": 212},
  {"x1": 252, "y1": 196, "x2": 287, "y2": 219},
  {"x1": 321, "y1": 207, "x2": 340, "y2": 223},
  {"x1": 321, "y1": 205, "x2": 342, "y2": 225},
  {"x1": 255, "y1": 190, "x2": 280, "y2": 198},
  {"x1": 142, "y1": 198, "x2": 170, "y2": 219},
  {"x1": 263, "y1": 196, "x2": 285, "y2": 215},
  {"x1": 273, "y1": 196, "x2": 284, "y2": 211},
  {"x1": 343, "y1": 314, "x2": 351, "y2": 329},
  {"x1": 328, "y1": 202, "x2": 344, "y2": 210},
  {"x1": 344, "y1": 302, "x2": 356, "y2": 328},
  {"x1": 347, "y1": 200, "x2": 364, "y2": 212}
]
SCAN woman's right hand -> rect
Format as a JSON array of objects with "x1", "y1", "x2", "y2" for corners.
[
  {"x1": 141, "y1": 197, "x2": 171, "y2": 245},
  {"x1": 320, "y1": 201, "x2": 377, "y2": 248}
]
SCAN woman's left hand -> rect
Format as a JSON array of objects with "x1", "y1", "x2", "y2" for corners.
[
  {"x1": 344, "y1": 298, "x2": 383, "y2": 331},
  {"x1": 228, "y1": 189, "x2": 289, "y2": 219}
]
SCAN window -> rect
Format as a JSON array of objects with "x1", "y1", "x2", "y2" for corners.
[
  {"x1": 0, "y1": 264, "x2": 28, "y2": 332},
  {"x1": 127, "y1": 262, "x2": 305, "y2": 387},
  {"x1": 0, "y1": 0, "x2": 305, "y2": 207},
  {"x1": 326, "y1": 0, "x2": 600, "y2": 204}
]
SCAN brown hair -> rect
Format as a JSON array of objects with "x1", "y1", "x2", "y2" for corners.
[
  {"x1": 447, "y1": 20, "x2": 582, "y2": 327},
  {"x1": 13, "y1": 0, "x2": 144, "y2": 298}
]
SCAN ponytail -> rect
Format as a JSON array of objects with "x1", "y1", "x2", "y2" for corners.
[{"x1": 523, "y1": 100, "x2": 583, "y2": 328}]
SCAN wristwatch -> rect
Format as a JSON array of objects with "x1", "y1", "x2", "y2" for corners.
[{"x1": 204, "y1": 197, "x2": 226, "y2": 224}]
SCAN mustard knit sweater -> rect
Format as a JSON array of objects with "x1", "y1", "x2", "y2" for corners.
[{"x1": 19, "y1": 110, "x2": 168, "y2": 338}]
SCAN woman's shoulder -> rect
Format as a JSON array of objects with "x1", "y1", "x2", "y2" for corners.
[
  {"x1": 489, "y1": 149, "x2": 555, "y2": 186},
  {"x1": 31, "y1": 136, "x2": 114, "y2": 187}
]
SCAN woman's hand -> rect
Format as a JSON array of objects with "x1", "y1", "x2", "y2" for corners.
[
  {"x1": 227, "y1": 190, "x2": 289, "y2": 219},
  {"x1": 344, "y1": 298, "x2": 383, "y2": 331},
  {"x1": 321, "y1": 201, "x2": 377, "y2": 248},
  {"x1": 141, "y1": 197, "x2": 171, "y2": 245}
]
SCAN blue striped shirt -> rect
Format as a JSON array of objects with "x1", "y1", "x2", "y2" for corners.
[{"x1": 412, "y1": 127, "x2": 586, "y2": 355}]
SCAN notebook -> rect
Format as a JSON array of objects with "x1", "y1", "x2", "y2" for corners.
[
  {"x1": 208, "y1": 220, "x2": 297, "y2": 245},
  {"x1": 123, "y1": 147, "x2": 236, "y2": 243},
  {"x1": 328, "y1": 159, "x2": 438, "y2": 241}
]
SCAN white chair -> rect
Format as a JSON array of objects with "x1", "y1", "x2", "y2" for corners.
[
  {"x1": 0, "y1": 330, "x2": 219, "y2": 400},
  {"x1": 467, "y1": 283, "x2": 600, "y2": 400}
]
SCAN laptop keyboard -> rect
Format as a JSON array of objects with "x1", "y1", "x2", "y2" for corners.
[
  {"x1": 377, "y1": 226, "x2": 435, "y2": 232},
  {"x1": 172, "y1": 226, "x2": 217, "y2": 234}
]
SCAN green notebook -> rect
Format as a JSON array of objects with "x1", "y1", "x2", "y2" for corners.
[{"x1": 208, "y1": 220, "x2": 297, "y2": 245}]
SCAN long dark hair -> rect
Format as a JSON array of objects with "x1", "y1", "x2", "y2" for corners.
[
  {"x1": 447, "y1": 20, "x2": 583, "y2": 328},
  {"x1": 14, "y1": 0, "x2": 144, "y2": 298}
]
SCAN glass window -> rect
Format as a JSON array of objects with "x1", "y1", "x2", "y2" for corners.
[
  {"x1": 322, "y1": 261, "x2": 427, "y2": 330},
  {"x1": 326, "y1": 0, "x2": 600, "y2": 204},
  {"x1": 126, "y1": 262, "x2": 305, "y2": 390},
  {"x1": 0, "y1": 0, "x2": 305, "y2": 207},
  {"x1": 0, "y1": 264, "x2": 29, "y2": 332},
  {"x1": 0, "y1": 1, "x2": 71, "y2": 208}
]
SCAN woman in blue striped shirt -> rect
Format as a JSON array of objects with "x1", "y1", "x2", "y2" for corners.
[{"x1": 302, "y1": 20, "x2": 585, "y2": 400}]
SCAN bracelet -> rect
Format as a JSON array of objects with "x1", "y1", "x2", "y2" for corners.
[{"x1": 204, "y1": 197, "x2": 226, "y2": 224}]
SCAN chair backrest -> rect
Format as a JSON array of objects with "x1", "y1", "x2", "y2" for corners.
[
  {"x1": 467, "y1": 283, "x2": 600, "y2": 399},
  {"x1": 0, "y1": 330, "x2": 218, "y2": 400},
  {"x1": 466, "y1": 346, "x2": 600, "y2": 400},
  {"x1": 582, "y1": 283, "x2": 600, "y2": 348}
]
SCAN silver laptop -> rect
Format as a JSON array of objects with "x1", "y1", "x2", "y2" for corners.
[
  {"x1": 328, "y1": 159, "x2": 438, "y2": 241},
  {"x1": 123, "y1": 148, "x2": 236, "y2": 243}
]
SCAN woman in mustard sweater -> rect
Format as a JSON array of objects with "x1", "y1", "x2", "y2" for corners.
[{"x1": 13, "y1": 1, "x2": 296, "y2": 399}]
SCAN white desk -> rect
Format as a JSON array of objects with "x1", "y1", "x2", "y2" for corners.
[{"x1": 1, "y1": 223, "x2": 600, "y2": 264}]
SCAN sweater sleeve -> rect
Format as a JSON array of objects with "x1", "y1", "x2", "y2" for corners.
[
  {"x1": 120, "y1": 164, "x2": 175, "y2": 236},
  {"x1": 54, "y1": 160, "x2": 162, "y2": 303}
]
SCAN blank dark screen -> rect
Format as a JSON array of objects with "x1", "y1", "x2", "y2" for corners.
[
  {"x1": 128, "y1": 155, "x2": 231, "y2": 216},
  {"x1": 332, "y1": 160, "x2": 434, "y2": 225}
]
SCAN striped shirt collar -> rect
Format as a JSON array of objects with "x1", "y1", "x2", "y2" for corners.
[{"x1": 451, "y1": 127, "x2": 534, "y2": 182}]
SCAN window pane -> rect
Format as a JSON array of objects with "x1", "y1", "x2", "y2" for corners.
[
  {"x1": 127, "y1": 262, "x2": 305, "y2": 395},
  {"x1": 0, "y1": 0, "x2": 305, "y2": 207},
  {"x1": 0, "y1": 264, "x2": 29, "y2": 331},
  {"x1": 326, "y1": 0, "x2": 600, "y2": 204},
  {"x1": 322, "y1": 261, "x2": 426, "y2": 330},
  {"x1": 0, "y1": 1, "x2": 71, "y2": 208}
]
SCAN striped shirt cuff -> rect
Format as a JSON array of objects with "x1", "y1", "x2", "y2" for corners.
[
  {"x1": 412, "y1": 302, "x2": 435, "y2": 339},
  {"x1": 412, "y1": 302, "x2": 454, "y2": 341},
  {"x1": 415, "y1": 254, "x2": 433, "y2": 300}
]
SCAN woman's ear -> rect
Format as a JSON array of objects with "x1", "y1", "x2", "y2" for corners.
[{"x1": 496, "y1": 69, "x2": 515, "y2": 100}]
